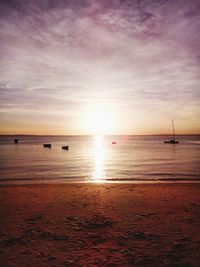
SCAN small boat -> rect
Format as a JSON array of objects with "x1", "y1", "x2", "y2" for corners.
[
  {"x1": 164, "y1": 139, "x2": 179, "y2": 144},
  {"x1": 164, "y1": 120, "x2": 179, "y2": 144},
  {"x1": 62, "y1": 146, "x2": 69, "y2": 150},
  {"x1": 43, "y1": 144, "x2": 51, "y2": 148}
]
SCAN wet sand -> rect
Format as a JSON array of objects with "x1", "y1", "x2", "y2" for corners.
[{"x1": 0, "y1": 183, "x2": 200, "y2": 267}]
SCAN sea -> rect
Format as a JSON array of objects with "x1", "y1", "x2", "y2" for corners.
[{"x1": 0, "y1": 135, "x2": 200, "y2": 184}]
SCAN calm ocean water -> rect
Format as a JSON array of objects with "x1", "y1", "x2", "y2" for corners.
[{"x1": 0, "y1": 135, "x2": 200, "y2": 184}]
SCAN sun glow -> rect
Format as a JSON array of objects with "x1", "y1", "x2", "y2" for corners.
[{"x1": 85, "y1": 105, "x2": 116, "y2": 135}]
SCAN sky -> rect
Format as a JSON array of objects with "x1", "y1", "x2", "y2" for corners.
[{"x1": 0, "y1": 0, "x2": 200, "y2": 135}]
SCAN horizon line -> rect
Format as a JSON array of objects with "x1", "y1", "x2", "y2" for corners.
[{"x1": 0, "y1": 133, "x2": 199, "y2": 137}]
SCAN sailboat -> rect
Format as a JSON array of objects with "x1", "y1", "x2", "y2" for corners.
[{"x1": 164, "y1": 120, "x2": 179, "y2": 144}]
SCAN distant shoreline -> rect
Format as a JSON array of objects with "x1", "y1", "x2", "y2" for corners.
[{"x1": 0, "y1": 134, "x2": 200, "y2": 137}]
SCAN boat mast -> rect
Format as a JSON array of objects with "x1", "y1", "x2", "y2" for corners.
[{"x1": 172, "y1": 120, "x2": 175, "y2": 141}]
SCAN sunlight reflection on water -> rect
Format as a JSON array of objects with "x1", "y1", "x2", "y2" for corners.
[{"x1": 92, "y1": 135, "x2": 105, "y2": 182}]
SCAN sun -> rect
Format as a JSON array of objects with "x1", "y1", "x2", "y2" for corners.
[{"x1": 85, "y1": 105, "x2": 115, "y2": 135}]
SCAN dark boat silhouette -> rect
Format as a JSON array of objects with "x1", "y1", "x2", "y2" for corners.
[
  {"x1": 62, "y1": 145, "x2": 69, "y2": 150},
  {"x1": 43, "y1": 144, "x2": 51, "y2": 148},
  {"x1": 164, "y1": 139, "x2": 179, "y2": 144},
  {"x1": 164, "y1": 120, "x2": 179, "y2": 144}
]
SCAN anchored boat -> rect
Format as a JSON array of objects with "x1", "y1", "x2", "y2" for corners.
[
  {"x1": 62, "y1": 145, "x2": 69, "y2": 150},
  {"x1": 164, "y1": 120, "x2": 179, "y2": 144},
  {"x1": 43, "y1": 144, "x2": 51, "y2": 148}
]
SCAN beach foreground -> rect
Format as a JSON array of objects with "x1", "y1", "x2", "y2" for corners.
[{"x1": 0, "y1": 183, "x2": 200, "y2": 267}]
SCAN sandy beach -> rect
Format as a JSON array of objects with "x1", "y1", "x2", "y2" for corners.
[{"x1": 0, "y1": 183, "x2": 200, "y2": 267}]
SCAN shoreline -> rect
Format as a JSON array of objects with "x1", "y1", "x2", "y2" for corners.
[
  {"x1": 1, "y1": 179, "x2": 200, "y2": 186},
  {"x1": 1, "y1": 183, "x2": 200, "y2": 266}
]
